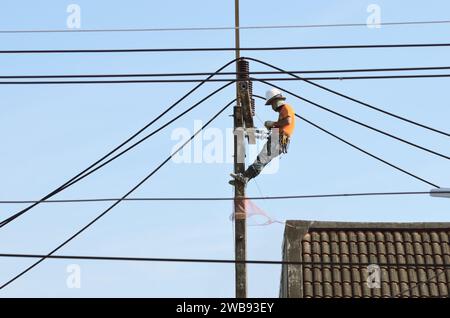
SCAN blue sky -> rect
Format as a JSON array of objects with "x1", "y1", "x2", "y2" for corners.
[{"x1": 1, "y1": 0, "x2": 450, "y2": 297}]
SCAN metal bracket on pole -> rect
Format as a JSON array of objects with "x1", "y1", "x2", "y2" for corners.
[{"x1": 430, "y1": 188, "x2": 450, "y2": 198}]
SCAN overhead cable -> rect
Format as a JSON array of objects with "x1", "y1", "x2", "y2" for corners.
[
  {"x1": 297, "y1": 114, "x2": 440, "y2": 188},
  {"x1": 0, "y1": 99, "x2": 235, "y2": 290},
  {"x1": 0, "y1": 58, "x2": 238, "y2": 229},
  {"x1": 2, "y1": 65, "x2": 450, "y2": 79},
  {"x1": 246, "y1": 57, "x2": 450, "y2": 138},
  {"x1": 2, "y1": 43, "x2": 450, "y2": 54},
  {"x1": 1, "y1": 20, "x2": 450, "y2": 33},
  {"x1": 0, "y1": 253, "x2": 448, "y2": 269},
  {"x1": 0, "y1": 191, "x2": 446, "y2": 204},
  {"x1": 257, "y1": 94, "x2": 440, "y2": 188},
  {"x1": 256, "y1": 80, "x2": 450, "y2": 162},
  {"x1": 2, "y1": 74, "x2": 450, "y2": 84}
]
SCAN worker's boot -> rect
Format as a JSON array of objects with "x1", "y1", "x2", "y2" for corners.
[{"x1": 229, "y1": 173, "x2": 249, "y2": 186}]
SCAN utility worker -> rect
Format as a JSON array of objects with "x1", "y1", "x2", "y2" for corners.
[{"x1": 230, "y1": 88, "x2": 295, "y2": 186}]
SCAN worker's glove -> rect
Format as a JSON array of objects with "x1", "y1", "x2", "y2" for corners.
[{"x1": 264, "y1": 121, "x2": 276, "y2": 129}]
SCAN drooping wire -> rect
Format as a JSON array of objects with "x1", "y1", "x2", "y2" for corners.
[
  {"x1": 0, "y1": 81, "x2": 235, "y2": 229},
  {"x1": 0, "y1": 58, "x2": 239, "y2": 229},
  {"x1": 254, "y1": 80, "x2": 450, "y2": 162},
  {"x1": 251, "y1": 94, "x2": 439, "y2": 188},
  {"x1": 245, "y1": 57, "x2": 450, "y2": 138},
  {"x1": 0, "y1": 99, "x2": 235, "y2": 290},
  {"x1": 53, "y1": 83, "x2": 234, "y2": 194},
  {"x1": 296, "y1": 115, "x2": 440, "y2": 188},
  {"x1": 297, "y1": 114, "x2": 440, "y2": 188}
]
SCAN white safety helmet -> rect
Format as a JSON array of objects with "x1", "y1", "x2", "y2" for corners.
[{"x1": 265, "y1": 88, "x2": 286, "y2": 105}]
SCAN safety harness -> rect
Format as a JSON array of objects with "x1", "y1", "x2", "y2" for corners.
[{"x1": 280, "y1": 133, "x2": 290, "y2": 154}]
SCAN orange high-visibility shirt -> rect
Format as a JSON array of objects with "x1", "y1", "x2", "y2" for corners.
[{"x1": 277, "y1": 103, "x2": 295, "y2": 137}]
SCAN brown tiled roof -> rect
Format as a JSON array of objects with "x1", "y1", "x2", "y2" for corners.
[{"x1": 280, "y1": 220, "x2": 450, "y2": 298}]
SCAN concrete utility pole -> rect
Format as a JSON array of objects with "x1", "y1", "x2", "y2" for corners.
[{"x1": 233, "y1": 0, "x2": 247, "y2": 298}]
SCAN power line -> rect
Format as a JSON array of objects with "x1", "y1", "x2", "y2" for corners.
[
  {"x1": 0, "y1": 253, "x2": 448, "y2": 269},
  {"x1": 2, "y1": 43, "x2": 450, "y2": 54},
  {"x1": 56, "y1": 83, "x2": 234, "y2": 191},
  {"x1": 2, "y1": 20, "x2": 450, "y2": 34},
  {"x1": 257, "y1": 94, "x2": 439, "y2": 188},
  {"x1": 246, "y1": 57, "x2": 450, "y2": 138},
  {"x1": 1, "y1": 66, "x2": 444, "y2": 287},
  {"x1": 2, "y1": 74, "x2": 450, "y2": 85},
  {"x1": 0, "y1": 191, "x2": 446, "y2": 204},
  {"x1": 0, "y1": 58, "x2": 238, "y2": 229},
  {"x1": 0, "y1": 92, "x2": 439, "y2": 207},
  {"x1": 297, "y1": 114, "x2": 440, "y2": 188},
  {"x1": 257, "y1": 80, "x2": 450, "y2": 163},
  {"x1": 300, "y1": 74, "x2": 450, "y2": 80},
  {"x1": 3, "y1": 71, "x2": 439, "y2": 227},
  {"x1": 2, "y1": 65, "x2": 450, "y2": 79},
  {"x1": 0, "y1": 81, "x2": 235, "y2": 229},
  {"x1": 0, "y1": 99, "x2": 234, "y2": 290}
]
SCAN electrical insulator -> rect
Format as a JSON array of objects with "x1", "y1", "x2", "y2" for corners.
[
  {"x1": 237, "y1": 59, "x2": 255, "y2": 116},
  {"x1": 236, "y1": 59, "x2": 256, "y2": 144},
  {"x1": 251, "y1": 98, "x2": 256, "y2": 116},
  {"x1": 237, "y1": 59, "x2": 249, "y2": 80},
  {"x1": 248, "y1": 80, "x2": 255, "y2": 116}
]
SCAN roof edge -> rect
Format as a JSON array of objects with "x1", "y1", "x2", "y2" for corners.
[{"x1": 285, "y1": 220, "x2": 450, "y2": 230}]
